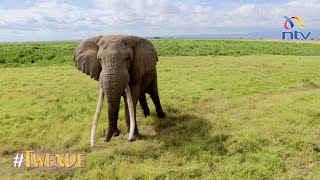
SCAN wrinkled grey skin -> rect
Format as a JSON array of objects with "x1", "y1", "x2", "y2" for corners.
[{"x1": 74, "y1": 35, "x2": 165, "y2": 142}]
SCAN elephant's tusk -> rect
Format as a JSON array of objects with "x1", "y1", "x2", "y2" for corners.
[
  {"x1": 90, "y1": 88, "x2": 104, "y2": 147},
  {"x1": 125, "y1": 85, "x2": 135, "y2": 141}
]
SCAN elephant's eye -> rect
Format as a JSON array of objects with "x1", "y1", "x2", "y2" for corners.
[{"x1": 98, "y1": 57, "x2": 101, "y2": 62}]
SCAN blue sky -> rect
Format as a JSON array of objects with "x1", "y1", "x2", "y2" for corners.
[{"x1": 0, "y1": 0, "x2": 319, "y2": 41}]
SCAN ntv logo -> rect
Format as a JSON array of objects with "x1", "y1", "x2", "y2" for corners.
[{"x1": 281, "y1": 16, "x2": 312, "y2": 40}]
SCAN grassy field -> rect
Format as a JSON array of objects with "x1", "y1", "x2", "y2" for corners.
[
  {"x1": 0, "y1": 39, "x2": 320, "y2": 66},
  {"x1": 0, "y1": 40, "x2": 320, "y2": 179}
]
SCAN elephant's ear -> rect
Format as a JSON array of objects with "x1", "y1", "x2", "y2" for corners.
[
  {"x1": 74, "y1": 36, "x2": 102, "y2": 81},
  {"x1": 131, "y1": 38, "x2": 158, "y2": 78}
]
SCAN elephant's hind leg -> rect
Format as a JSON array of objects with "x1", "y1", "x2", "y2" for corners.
[
  {"x1": 139, "y1": 93, "x2": 150, "y2": 117},
  {"x1": 148, "y1": 75, "x2": 166, "y2": 118}
]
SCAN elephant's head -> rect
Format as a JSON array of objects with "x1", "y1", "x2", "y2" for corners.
[{"x1": 74, "y1": 35, "x2": 157, "y2": 145}]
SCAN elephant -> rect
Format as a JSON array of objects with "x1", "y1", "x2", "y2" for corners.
[{"x1": 74, "y1": 35, "x2": 166, "y2": 146}]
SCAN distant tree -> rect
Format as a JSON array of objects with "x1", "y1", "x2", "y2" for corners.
[{"x1": 151, "y1": 37, "x2": 161, "y2": 39}]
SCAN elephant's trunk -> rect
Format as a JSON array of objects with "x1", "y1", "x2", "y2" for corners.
[
  {"x1": 100, "y1": 66, "x2": 135, "y2": 142},
  {"x1": 103, "y1": 73, "x2": 122, "y2": 142}
]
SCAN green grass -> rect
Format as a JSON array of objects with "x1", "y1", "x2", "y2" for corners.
[
  {"x1": 0, "y1": 55, "x2": 320, "y2": 179},
  {"x1": 0, "y1": 40, "x2": 320, "y2": 66}
]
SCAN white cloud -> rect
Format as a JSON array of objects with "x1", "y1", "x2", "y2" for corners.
[{"x1": 0, "y1": 0, "x2": 319, "y2": 41}]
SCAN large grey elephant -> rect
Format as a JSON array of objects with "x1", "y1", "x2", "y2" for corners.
[{"x1": 74, "y1": 35, "x2": 166, "y2": 146}]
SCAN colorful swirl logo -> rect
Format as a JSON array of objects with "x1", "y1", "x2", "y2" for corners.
[{"x1": 284, "y1": 16, "x2": 306, "y2": 29}]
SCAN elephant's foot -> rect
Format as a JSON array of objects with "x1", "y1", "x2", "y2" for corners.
[
  {"x1": 142, "y1": 107, "x2": 150, "y2": 117},
  {"x1": 125, "y1": 132, "x2": 140, "y2": 141},
  {"x1": 104, "y1": 128, "x2": 120, "y2": 142},
  {"x1": 157, "y1": 110, "x2": 166, "y2": 119},
  {"x1": 113, "y1": 128, "x2": 120, "y2": 136}
]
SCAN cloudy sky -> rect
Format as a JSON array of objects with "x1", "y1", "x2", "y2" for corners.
[{"x1": 0, "y1": 0, "x2": 319, "y2": 41}]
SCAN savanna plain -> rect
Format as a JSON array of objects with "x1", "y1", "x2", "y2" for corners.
[{"x1": 0, "y1": 40, "x2": 320, "y2": 179}]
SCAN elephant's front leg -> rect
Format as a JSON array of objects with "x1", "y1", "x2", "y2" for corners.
[{"x1": 124, "y1": 84, "x2": 141, "y2": 140}]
